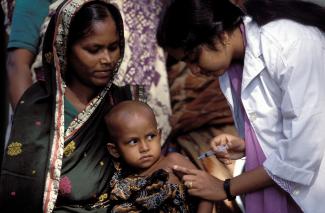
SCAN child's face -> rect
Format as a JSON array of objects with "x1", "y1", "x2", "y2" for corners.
[{"x1": 108, "y1": 109, "x2": 161, "y2": 172}]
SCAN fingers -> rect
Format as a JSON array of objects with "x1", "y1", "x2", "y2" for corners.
[
  {"x1": 219, "y1": 158, "x2": 233, "y2": 165},
  {"x1": 210, "y1": 135, "x2": 228, "y2": 151},
  {"x1": 173, "y1": 166, "x2": 202, "y2": 191},
  {"x1": 173, "y1": 165, "x2": 198, "y2": 176}
]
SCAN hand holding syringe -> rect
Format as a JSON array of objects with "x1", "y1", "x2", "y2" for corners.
[
  {"x1": 197, "y1": 134, "x2": 246, "y2": 162},
  {"x1": 197, "y1": 144, "x2": 228, "y2": 160}
]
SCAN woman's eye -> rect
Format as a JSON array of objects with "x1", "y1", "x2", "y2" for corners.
[
  {"x1": 187, "y1": 55, "x2": 199, "y2": 63},
  {"x1": 187, "y1": 51, "x2": 200, "y2": 63},
  {"x1": 86, "y1": 47, "x2": 100, "y2": 54},
  {"x1": 107, "y1": 43, "x2": 119, "y2": 52},
  {"x1": 184, "y1": 47, "x2": 200, "y2": 64}
]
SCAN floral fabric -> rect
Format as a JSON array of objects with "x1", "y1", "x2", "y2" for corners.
[{"x1": 104, "y1": 163, "x2": 193, "y2": 213}]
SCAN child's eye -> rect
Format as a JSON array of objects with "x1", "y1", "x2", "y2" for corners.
[
  {"x1": 128, "y1": 139, "x2": 137, "y2": 145},
  {"x1": 147, "y1": 134, "x2": 156, "y2": 141}
]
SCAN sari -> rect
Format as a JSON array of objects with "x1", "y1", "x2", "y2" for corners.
[
  {"x1": 28, "y1": 0, "x2": 171, "y2": 143},
  {"x1": 0, "y1": 1, "x2": 145, "y2": 212}
]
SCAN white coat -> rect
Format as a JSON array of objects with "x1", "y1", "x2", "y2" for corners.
[{"x1": 219, "y1": 17, "x2": 325, "y2": 213}]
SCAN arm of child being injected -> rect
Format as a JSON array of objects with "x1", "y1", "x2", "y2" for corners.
[{"x1": 166, "y1": 152, "x2": 214, "y2": 213}]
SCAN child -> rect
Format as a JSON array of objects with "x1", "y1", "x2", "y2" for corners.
[{"x1": 104, "y1": 100, "x2": 213, "y2": 213}]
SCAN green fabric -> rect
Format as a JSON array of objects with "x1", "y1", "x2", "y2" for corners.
[
  {"x1": 0, "y1": 83, "x2": 134, "y2": 212},
  {"x1": 7, "y1": 0, "x2": 51, "y2": 53},
  {"x1": 0, "y1": 81, "x2": 54, "y2": 212},
  {"x1": 54, "y1": 206, "x2": 108, "y2": 213},
  {"x1": 54, "y1": 85, "x2": 135, "y2": 212},
  {"x1": 64, "y1": 96, "x2": 78, "y2": 131},
  {"x1": 0, "y1": 1, "x2": 144, "y2": 212}
]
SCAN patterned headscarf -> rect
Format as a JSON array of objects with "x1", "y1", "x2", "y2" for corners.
[
  {"x1": 40, "y1": 1, "x2": 125, "y2": 212},
  {"x1": 31, "y1": 0, "x2": 172, "y2": 143}
]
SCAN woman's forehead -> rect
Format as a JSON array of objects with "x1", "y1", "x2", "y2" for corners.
[{"x1": 80, "y1": 18, "x2": 118, "y2": 41}]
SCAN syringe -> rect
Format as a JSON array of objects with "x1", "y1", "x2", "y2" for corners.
[{"x1": 197, "y1": 144, "x2": 228, "y2": 160}]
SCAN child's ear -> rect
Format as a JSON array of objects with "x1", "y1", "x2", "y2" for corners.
[
  {"x1": 107, "y1": 143, "x2": 120, "y2": 158},
  {"x1": 158, "y1": 128, "x2": 162, "y2": 140}
]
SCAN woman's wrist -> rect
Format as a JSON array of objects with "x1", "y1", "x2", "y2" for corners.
[
  {"x1": 223, "y1": 178, "x2": 236, "y2": 201},
  {"x1": 225, "y1": 166, "x2": 274, "y2": 198}
]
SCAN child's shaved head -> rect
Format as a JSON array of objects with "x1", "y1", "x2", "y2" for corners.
[{"x1": 104, "y1": 100, "x2": 157, "y2": 142}]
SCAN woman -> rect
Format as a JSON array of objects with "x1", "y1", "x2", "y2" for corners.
[
  {"x1": 4, "y1": 0, "x2": 171, "y2": 143},
  {"x1": 0, "y1": 0, "x2": 144, "y2": 212},
  {"x1": 157, "y1": 0, "x2": 325, "y2": 212}
]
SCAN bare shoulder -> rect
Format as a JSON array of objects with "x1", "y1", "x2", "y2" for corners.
[
  {"x1": 160, "y1": 152, "x2": 195, "y2": 184},
  {"x1": 165, "y1": 152, "x2": 196, "y2": 169},
  {"x1": 165, "y1": 152, "x2": 186, "y2": 163}
]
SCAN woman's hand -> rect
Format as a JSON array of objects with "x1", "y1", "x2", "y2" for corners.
[
  {"x1": 210, "y1": 133, "x2": 245, "y2": 164},
  {"x1": 173, "y1": 165, "x2": 227, "y2": 201}
]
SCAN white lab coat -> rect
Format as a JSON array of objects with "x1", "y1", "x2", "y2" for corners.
[{"x1": 219, "y1": 17, "x2": 325, "y2": 213}]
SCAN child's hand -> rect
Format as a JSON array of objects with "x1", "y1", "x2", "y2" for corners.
[{"x1": 210, "y1": 133, "x2": 245, "y2": 164}]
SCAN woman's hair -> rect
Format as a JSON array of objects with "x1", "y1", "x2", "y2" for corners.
[
  {"x1": 157, "y1": 0, "x2": 243, "y2": 51},
  {"x1": 244, "y1": 0, "x2": 325, "y2": 32},
  {"x1": 157, "y1": 0, "x2": 325, "y2": 51},
  {"x1": 68, "y1": 1, "x2": 123, "y2": 49},
  {"x1": 63, "y1": 1, "x2": 124, "y2": 83}
]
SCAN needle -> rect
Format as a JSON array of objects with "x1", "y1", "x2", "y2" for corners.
[{"x1": 197, "y1": 144, "x2": 228, "y2": 160}]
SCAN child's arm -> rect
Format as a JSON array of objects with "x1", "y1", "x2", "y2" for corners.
[
  {"x1": 165, "y1": 152, "x2": 213, "y2": 213},
  {"x1": 197, "y1": 200, "x2": 213, "y2": 213}
]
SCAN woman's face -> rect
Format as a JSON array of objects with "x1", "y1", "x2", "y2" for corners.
[
  {"x1": 68, "y1": 15, "x2": 120, "y2": 88},
  {"x1": 168, "y1": 40, "x2": 233, "y2": 77}
]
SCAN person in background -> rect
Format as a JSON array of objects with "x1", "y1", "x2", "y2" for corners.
[
  {"x1": 0, "y1": 1, "x2": 144, "y2": 212},
  {"x1": 157, "y1": 0, "x2": 325, "y2": 212},
  {"x1": 0, "y1": 4, "x2": 7, "y2": 168},
  {"x1": 5, "y1": 0, "x2": 50, "y2": 109}
]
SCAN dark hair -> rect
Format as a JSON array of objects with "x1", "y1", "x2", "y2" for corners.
[
  {"x1": 68, "y1": 1, "x2": 123, "y2": 49},
  {"x1": 157, "y1": 0, "x2": 244, "y2": 51},
  {"x1": 244, "y1": 0, "x2": 325, "y2": 32},
  {"x1": 157, "y1": 0, "x2": 325, "y2": 51},
  {"x1": 64, "y1": 1, "x2": 124, "y2": 83}
]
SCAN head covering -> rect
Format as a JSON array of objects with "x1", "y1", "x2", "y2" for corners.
[
  {"x1": 31, "y1": 0, "x2": 172, "y2": 143},
  {"x1": 41, "y1": 1, "x2": 125, "y2": 211},
  {"x1": 42, "y1": 0, "x2": 125, "y2": 137},
  {"x1": 0, "y1": 1, "x2": 133, "y2": 213}
]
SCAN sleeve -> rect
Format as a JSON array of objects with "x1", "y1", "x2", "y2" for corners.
[
  {"x1": 7, "y1": 0, "x2": 51, "y2": 53},
  {"x1": 265, "y1": 167, "x2": 294, "y2": 193},
  {"x1": 262, "y1": 29, "x2": 325, "y2": 186}
]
